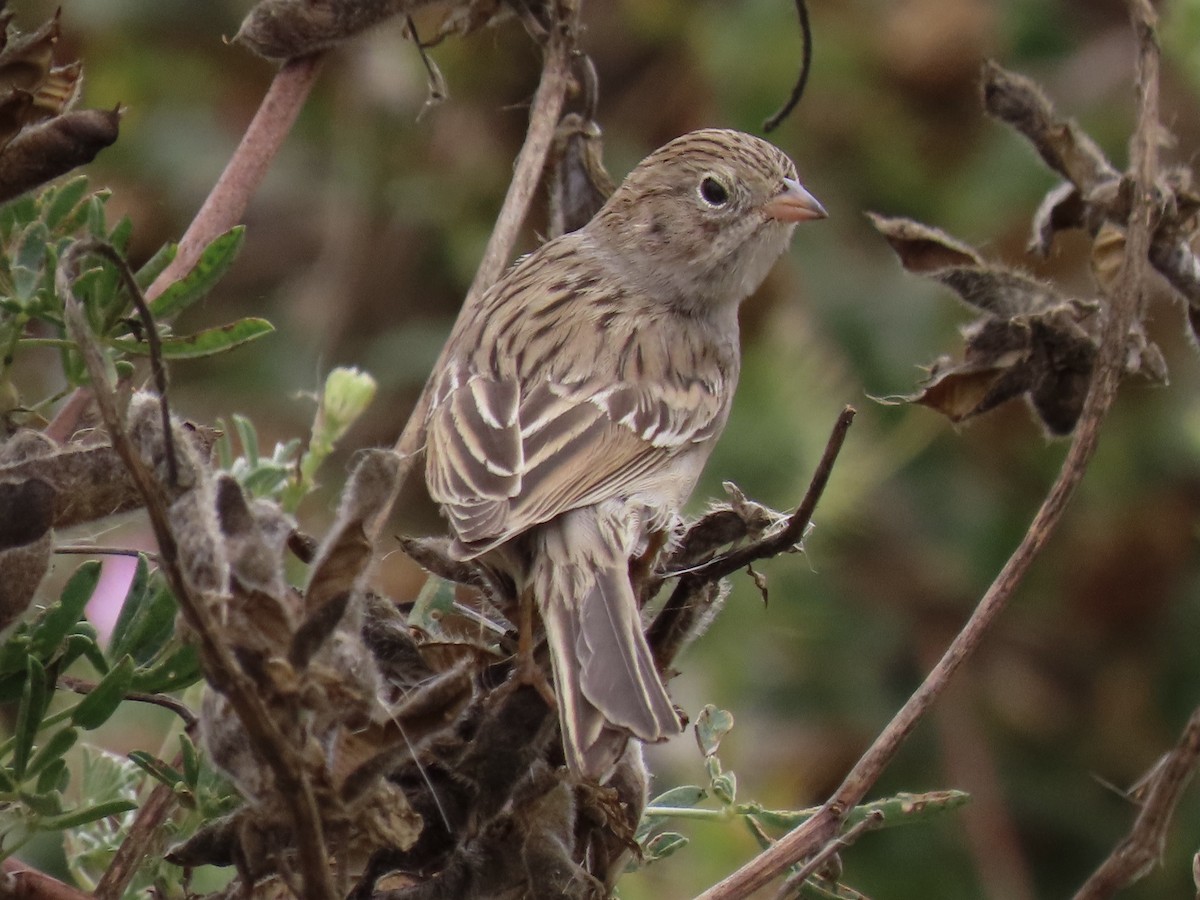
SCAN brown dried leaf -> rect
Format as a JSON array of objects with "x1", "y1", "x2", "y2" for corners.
[
  {"x1": 32, "y1": 61, "x2": 81, "y2": 117},
  {"x1": 306, "y1": 449, "x2": 399, "y2": 612},
  {"x1": 0, "y1": 11, "x2": 58, "y2": 94},
  {"x1": 981, "y1": 60, "x2": 1117, "y2": 191},
  {"x1": 904, "y1": 356, "x2": 1032, "y2": 424},
  {"x1": 867, "y1": 212, "x2": 983, "y2": 272},
  {"x1": 236, "y1": 0, "x2": 418, "y2": 60},
  {"x1": 1091, "y1": 221, "x2": 1127, "y2": 293},
  {"x1": 548, "y1": 113, "x2": 614, "y2": 238},
  {"x1": 0, "y1": 478, "x2": 54, "y2": 630},
  {"x1": 936, "y1": 267, "x2": 1064, "y2": 317},
  {"x1": 1029, "y1": 181, "x2": 1084, "y2": 256},
  {"x1": 0, "y1": 105, "x2": 120, "y2": 203}
]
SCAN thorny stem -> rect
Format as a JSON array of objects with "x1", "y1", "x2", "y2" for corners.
[{"x1": 696, "y1": 3, "x2": 1160, "y2": 896}]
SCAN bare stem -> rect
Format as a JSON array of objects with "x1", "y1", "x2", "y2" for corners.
[
  {"x1": 696, "y1": 3, "x2": 1160, "y2": 895},
  {"x1": 145, "y1": 54, "x2": 324, "y2": 303},
  {"x1": 92, "y1": 766, "x2": 181, "y2": 900},
  {"x1": 373, "y1": 4, "x2": 577, "y2": 540}
]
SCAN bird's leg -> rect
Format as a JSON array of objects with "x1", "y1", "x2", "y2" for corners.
[
  {"x1": 515, "y1": 586, "x2": 556, "y2": 709},
  {"x1": 630, "y1": 528, "x2": 669, "y2": 607}
]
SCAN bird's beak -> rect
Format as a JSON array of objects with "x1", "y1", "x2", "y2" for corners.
[{"x1": 763, "y1": 178, "x2": 827, "y2": 223}]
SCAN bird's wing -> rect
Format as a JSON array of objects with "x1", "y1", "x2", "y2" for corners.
[{"x1": 425, "y1": 368, "x2": 728, "y2": 556}]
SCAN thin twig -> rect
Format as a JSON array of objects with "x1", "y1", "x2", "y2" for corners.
[
  {"x1": 53, "y1": 546, "x2": 155, "y2": 560},
  {"x1": 696, "y1": 4, "x2": 1160, "y2": 895},
  {"x1": 372, "y1": 4, "x2": 577, "y2": 541},
  {"x1": 763, "y1": 0, "x2": 813, "y2": 133},
  {"x1": 144, "y1": 54, "x2": 324, "y2": 303},
  {"x1": 64, "y1": 240, "x2": 177, "y2": 485},
  {"x1": 58, "y1": 675, "x2": 197, "y2": 728},
  {"x1": 92, "y1": 761, "x2": 182, "y2": 900},
  {"x1": 662, "y1": 406, "x2": 855, "y2": 584},
  {"x1": 0, "y1": 859, "x2": 93, "y2": 900},
  {"x1": 1073, "y1": 708, "x2": 1200, "y2": 898},
  {"x1": 775, "y1": 810, "x2": 883, "y2": 899}
]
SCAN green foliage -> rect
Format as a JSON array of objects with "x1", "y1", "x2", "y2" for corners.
[
  {"x1": 0, "y1": 180, "x2": 271, "y2": 424},
  {"x1": 64, "y1": 743, "x2": 239, "y2": 895},
  {"x1": 0, "y1": 556, "x2": 203, "y2": 862},
  {"x1": 633, "y1": 706, "x2": 970, "y2": 897},
  {"x1": 219, "y1": 365, "x2": 378, "y2": 512}
]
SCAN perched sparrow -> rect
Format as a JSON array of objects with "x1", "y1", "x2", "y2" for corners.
[{"x1": 425, "y1": 129, "x2": 825, "y2": 777}]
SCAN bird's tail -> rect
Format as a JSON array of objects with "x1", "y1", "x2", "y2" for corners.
[{"x1": 535, "y1": 523, "x2": 680, "y2": 777}]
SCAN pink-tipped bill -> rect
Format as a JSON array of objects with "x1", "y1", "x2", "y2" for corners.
[{"x1": 763, "y1": 177, "x2": 827, "y2": 223}]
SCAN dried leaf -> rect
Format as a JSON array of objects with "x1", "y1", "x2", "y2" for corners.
[
  {"x1": 866, "y1": 212, "x2": 982, "y2": 271},
  {"x1": 548, "y1": 113, "x2": 614, "y2": 238},
  {"x1": 1029, "y1": 181, "x2": 1084, "y2": 256},
  {"x1": 236, "y1": 0, "x2": 411, "y2": 60},
  {"x1": 1091, "y1": 221, "x2": 1127, "y2": 293},
  {"x1": 981, "y1": 60, "x2": 1117, "y2": 191},
  {"x1": 0, "y1": 106, "x2": 120, "y2": 203},
  {"x1": 0, "y1": 12, "x2": 59, "y2": 94}
]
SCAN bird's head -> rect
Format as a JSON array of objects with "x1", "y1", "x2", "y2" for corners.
[{"x1": 588, "y1": 128, "x2": 826, "y2": 315}]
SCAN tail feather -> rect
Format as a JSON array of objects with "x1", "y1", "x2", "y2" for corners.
[{"x1": 540, "y1": 562, "x2": 680, "y2": 777}]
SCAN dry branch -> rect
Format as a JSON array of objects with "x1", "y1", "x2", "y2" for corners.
[{"x1": 696, "y1": 1, "x2": 1163, "y2": 895}]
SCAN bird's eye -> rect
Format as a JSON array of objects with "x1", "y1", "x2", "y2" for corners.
[{"x1": 699, "y1": 176, "x2": 730, "y2": 207}]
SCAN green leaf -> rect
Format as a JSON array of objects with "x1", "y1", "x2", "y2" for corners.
[
  {"x1": 34, "y1": 758, "x2": 68, "y2": 795},
  {"x1": 0, "y1": 631, "x2": 33, "y2": 676},
  {"x1": 13, "y1": 657, "x2": 49, "y2": 779},
  {"x1": 109, "y1": 575, "x2": 178, "y2": 666},
  {"x1": 26, "y1": 728, "x2": 78, "y2": 780},
  {"x1": 108, "y1": 215, "x2": 133, "y2": 253},
  {"x1": 0, "y1": 766, "x2": 16, "y2": 792},
  {"x1": 85, "y1": 195, "x2": 107, "y2": 238},
  {"x1": 711, "y1": 771, "x2": 737, "y2": 806},
  {"x1": 36, "y1": 798, "x2": 136, "y2": 831},
  {"x1": 130, "y1": 643, "x2": 201, "y2": 693},
  {"x1": 42, "y1": 177, "x2": 90, "y2": 231},
  {"x1": 19, "y1": 788, "x2": 64, "y2": 817},
  {"x1": 127, "y1": 751, "x2": 183, "y2": 789},
  {"x1": 108, "y1": 555, "x2": 153, "y2": 659},
  {"x1": 147, "y1": 227, "x2": 244, "y2": 320},
  {"x1": 30, "y1": 561, "x2": 100, "y2": 660},
  {"x1": 643, "y1": 831, "x2": 688, "y2": 862},
  {"x1": 71, "y1": 656, "x2": 135, "y2": 730},
  {"x1": 647, "y1": 785, "x2": 708, "y2": 810},
  {"x1": 110, "y1": 317, "x2": 274, "y2": 359},
  {"x1": 180, "y1": 734, "x2": 199, "y2": 788},
  {"x1": 233, "y1": 412, "x2": 260, "y2": 465},
  {"x1": 694, "y1": 704, "x2": 735, "y2": 758},
  {"x1": 134, "y1": 242, "x2": 177, "y2": 291},
  {"x1": 407, "y1": 576, "x2": 457, "y2": 640}
]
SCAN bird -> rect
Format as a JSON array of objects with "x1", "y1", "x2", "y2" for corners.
[{"x1": 423, "y1": 128, "x2": 826, "y2": 777}]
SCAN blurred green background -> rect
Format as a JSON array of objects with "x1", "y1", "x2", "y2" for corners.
[{"x1": 15, "y1": 0, "x2": 1200, "y2": 896}]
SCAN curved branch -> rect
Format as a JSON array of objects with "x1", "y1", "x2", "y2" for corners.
[{"x1": 696, "y1": 1, "x2": 1161, "y2": 895}]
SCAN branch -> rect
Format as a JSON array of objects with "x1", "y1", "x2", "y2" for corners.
[
  {"x1": 372, "y1": 3, "x2": 577, "y2": 540},
  {"x1": 696, "y1": 3, "x2": 1161, "y2": 894},
  {"x1": 1073, "y1": 708, "x2": 1200, "y2": 898},
  {"x1": 58, "y1": 259, "x2": 340, "y2": 900},
  {"x1": 0, "y1": 859, "x2": 92, "y2": 900},
  {"x1": 92, "y1": 769, "x2": 181, "y2": 900},
  {"x1": 663, "y1": 406, "x2": 855, "y2": 584},
  {"x1": 58, "y1": 675, "x2": 197, "y2": 728},
  {"x1": 144, "y1": 54, "x2": 324, "y2": 303}
]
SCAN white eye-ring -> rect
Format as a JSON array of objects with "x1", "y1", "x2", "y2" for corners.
[{"x1": 699, "y1": 175, "x2": 730, "y2": 207}]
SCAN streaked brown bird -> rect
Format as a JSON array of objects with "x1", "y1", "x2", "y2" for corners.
[{"x1": 424, "y1": 128, "x2": 825, "y2": 777}]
